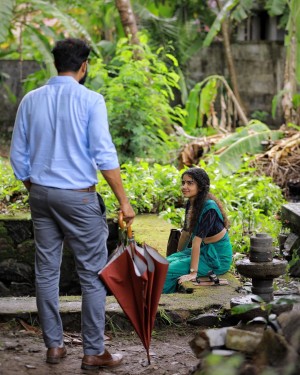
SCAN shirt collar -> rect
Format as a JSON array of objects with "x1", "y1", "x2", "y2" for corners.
[{"x1": 47, "y1": 76, "x2": 78, "y2": 85}]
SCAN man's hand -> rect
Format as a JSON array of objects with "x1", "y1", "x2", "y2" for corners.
[
  {"x1": 120, "y1": 202, "x2": 135, "y2": 227},
  {"x1": 101, "y1": 168, "x2": 135, "y2": 226},
  {"x1": 23, "y1": 180, "x2": 32, "y2": 192}
]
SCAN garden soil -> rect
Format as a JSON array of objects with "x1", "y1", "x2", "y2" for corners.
[{"x1": 0, "y1": 321, "x2": 199, "y2": 375}]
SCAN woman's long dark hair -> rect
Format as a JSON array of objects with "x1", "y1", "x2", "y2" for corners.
[{"x1": 182, "y1": 167, "x2": 229, "y2": 233}]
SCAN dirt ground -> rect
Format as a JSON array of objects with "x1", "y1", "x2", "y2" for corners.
[{"x1": 0, "y1": 321, "x2": 199, "y2": 375}]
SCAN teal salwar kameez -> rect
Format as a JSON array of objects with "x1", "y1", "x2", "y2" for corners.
[{"x1": 163, "y1": 200, "x2": 232, "y2": 294}]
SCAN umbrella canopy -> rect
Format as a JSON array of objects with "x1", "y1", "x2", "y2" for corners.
[{"x1": 98, "y1": 215, "x2": 169, "y2": 364}]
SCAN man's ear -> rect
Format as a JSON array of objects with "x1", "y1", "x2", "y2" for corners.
[{"x1": 81, "y1": 60, "x2": 88, "y2": 74}]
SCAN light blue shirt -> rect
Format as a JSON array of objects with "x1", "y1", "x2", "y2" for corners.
[{"x1": 10, "y1": 76, "x2": 119, "y2": 189}]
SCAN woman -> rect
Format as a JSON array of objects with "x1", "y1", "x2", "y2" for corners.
[{"x1": 162, "y1": 167, "x2": 232, "y2": 294}]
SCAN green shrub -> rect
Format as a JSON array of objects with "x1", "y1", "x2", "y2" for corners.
[
  {"x1": 0, "y1": 157, "x2": 285, "y2": 255},
  {"x1": 0, "y1": 158, "x2": 28, "y2": 215},
  {"x1": 160, "y1": 158, "x2": 285, "y2": 253},
  {"x1": 88, "y1": 35, "x2": 186, "y2": 164},
  {"x1": 97, "y1": 161, "x2": 183, "y2": 215}
]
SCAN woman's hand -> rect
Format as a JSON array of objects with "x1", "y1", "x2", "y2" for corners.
[{"x1": 178, "y1": 272, "x2": 197, "y2": 284}]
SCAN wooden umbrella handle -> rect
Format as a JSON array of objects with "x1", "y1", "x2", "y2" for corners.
[{"x1": 118, "y1": 211, "x2": 133, "y2": 239}]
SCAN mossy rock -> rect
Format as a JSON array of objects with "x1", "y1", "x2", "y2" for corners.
[
  {"x1": 159, "y1": 272, "x2": 241, "y2": 314},
  {"x1": 0, "y1": 213, "x2": 31, "y2": 221},
  {"x1": 0, "y1": 222, "x2": 10, "y2": 237}
]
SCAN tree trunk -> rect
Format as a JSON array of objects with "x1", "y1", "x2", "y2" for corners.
[
  {"x1": 282, "y1": 33, "x2": 297, "y2": 124},
  {"x1": 216, "y1": 0, "x2": 247, "y2": 125},
  {"x1": 281, "y1": 1, "x2": 298, "y2": 125},
  {"x1": 115, "y1": 0, "x2": 139, "y2": 45}
]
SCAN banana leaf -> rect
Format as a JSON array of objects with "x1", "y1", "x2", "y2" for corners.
[
  {"x1": 213, "y1": 121, "x2": 270, "y2": 151},
  {"x1": 185, "y1": 82, "x2": 202, "y2": 132},
  {"x1": 217, "y1": 130, "x2": 284, "y2": 175}
]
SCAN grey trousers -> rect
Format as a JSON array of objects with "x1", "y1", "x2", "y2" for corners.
[{"x1": 29, "y1": 184, "x2": 108, "y2": 355}]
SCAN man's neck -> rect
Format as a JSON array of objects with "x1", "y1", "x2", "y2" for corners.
[{"x1": 58, "y1": 72, "x2": 80, "y2": 82}]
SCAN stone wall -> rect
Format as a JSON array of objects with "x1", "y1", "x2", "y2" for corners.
[
  {"x1": 280, "y1": 203, "x2": 300, "y2": 277},
  {"x1": 187, "y1": 41, "x2": 285, "y2": 127},
  {"x1": 0, "y1": 41, "x2": 285, "y2": 136},
  {"x1": 0, "y1": 217, "x2": 119, "y2": 297}
]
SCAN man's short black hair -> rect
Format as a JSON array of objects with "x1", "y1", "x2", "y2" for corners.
[{"x1": 51, "y1": 38, "x2": 91, "y2": 73}]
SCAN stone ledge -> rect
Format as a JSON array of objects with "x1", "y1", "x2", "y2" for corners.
[
  {"x1": 281, "y1": 203, "x2": 300, "y2": 234},
  {"x1": 0, "y1": 213, "x2": 242, "y2": 331},
  {"x1": 0, "y1": 272, "x2": 240, "y2": 330}
]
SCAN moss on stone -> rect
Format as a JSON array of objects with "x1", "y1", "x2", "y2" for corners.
[
  {"x1": 15, "y1": 239, "x2": 35, "y2": 264},
  {"x1": 158, "y1": 273, "x2": 240, "y2": 313},
  {"x1": 129, "y1": 215, "x2": 241, "y2": 315},
  {"x1": 132, "y1": 214, "x2": 173, "y2": 256},
  {"x1": 60, "y1": 295, "x2": 81, "y2": 302},
  {"x1": 0, "y1": 246, "x2": 17, "y2": 262},
  {"x1": 0, "y1": 222, "x2": 15, "y2": 260},
  {"x1": 0, "y1": 213, "x2": 31, "y2": 221},
  {"x1": 0, "y1": 222, "x2": 8, "y2": 236}
]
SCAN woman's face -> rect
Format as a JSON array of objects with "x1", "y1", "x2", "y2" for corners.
[{"x1": 181, "y1": 174, "x2": 199, "y2": 199}]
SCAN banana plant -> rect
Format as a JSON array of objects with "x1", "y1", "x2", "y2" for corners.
[
  {"x1": 185, "y1": 74, "x2": 248, "y2": 134},
  {"x1": 214, "y1": 121, "x2": 284, "y2": 175},
  {"x1": 202, "y1": 0, "x2": 255, "y2": 116},
  {"x1": 213, "y1": 122, "x2": 273, "y2": 151}
]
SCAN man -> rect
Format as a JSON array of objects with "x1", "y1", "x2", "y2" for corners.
[{"x1": 10, "y1": 38, "x2": 135, "y2": 370}]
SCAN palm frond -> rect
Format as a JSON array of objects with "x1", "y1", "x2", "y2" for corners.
[
  {"x1": 27, "y1": 0, "x2": 101, "y2": 56},
  {"x1": 134, "y1": 4, "x2": 179, "y2": 40},
  {"x1": 0, "y1": 0, "x2": 16, "y2": 43},
  {"x1": 26, "y1": 25, "x2": 56, "y2": 77},
  {"x1": 135, "y1": 3, "x2": 203, "y2": 65}
]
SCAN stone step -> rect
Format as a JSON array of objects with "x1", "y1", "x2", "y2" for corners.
[
  {"x1": 0, "y1": 272, "x2": 240, "y2": 331},
  {"x1": 0, "y1": 214, "x2": 171, "y2": 297},
  {"x1": 0, "y1": 213, "x2": 241, "y2": 331}
]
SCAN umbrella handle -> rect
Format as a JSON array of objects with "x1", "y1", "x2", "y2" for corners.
[
  {"x1": 118, "y1": 212, "x2": 136, "y2": 257},
  {"x1": 118, "y1": 211, "x2": 133, "y2": 239}
]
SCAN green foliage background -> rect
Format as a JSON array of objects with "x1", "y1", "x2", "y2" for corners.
[
  {"x1": 87, "y1": 35, "x2": 186, "y2": 164},
  {"x1": 0, "y1": 157, "x2": 285, "y2": 255},
  {"x1": 0, "y1": 0, "x2": 291, "y2": 267}
]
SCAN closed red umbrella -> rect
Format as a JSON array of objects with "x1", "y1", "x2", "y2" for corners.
[{"x1": 98, "y1": 214, "x2": 169, "y2": 364}]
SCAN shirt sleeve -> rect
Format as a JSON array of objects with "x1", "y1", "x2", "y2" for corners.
[
  {"x1": 88, "y1": 95, "x2": 119, "y2": 171},
  {"x1": 194, "y1": 209, "x2": 220, "y2": 239},
  {"x1": 10, "y1": 98, "x2": 31, "y2": 181}
]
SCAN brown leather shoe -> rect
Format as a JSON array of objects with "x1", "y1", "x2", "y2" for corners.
[
  {"x1": 46, "y1": 346, "x2": 67, "y2": 364},
  {"x1": 81, "y1": 349, "x2": 123, "y2": 370}
]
